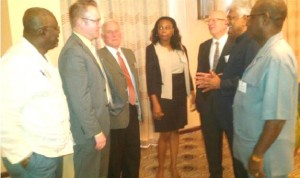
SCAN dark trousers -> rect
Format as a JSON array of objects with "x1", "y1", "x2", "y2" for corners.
[
  {"x1": 200, "y1": 107, "x2": 223, "y2": 178},
  {"x1": 73, "y1": 137, "x2": 110, "y2": 178},
  {"x1": 108, "y1": 104, "x2": 141, "y2": 178},
  {"x1": 199, "y1": 105, "x2": 248, "y2": 178}
]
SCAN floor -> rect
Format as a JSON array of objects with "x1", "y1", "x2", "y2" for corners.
[{"x1": 140, "y1": 130, "x2": 300, "y2": 178}]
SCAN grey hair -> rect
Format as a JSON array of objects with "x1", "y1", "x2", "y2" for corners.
[{"x1": 230, "y1": 1, "x2": 252, "y2": 17}]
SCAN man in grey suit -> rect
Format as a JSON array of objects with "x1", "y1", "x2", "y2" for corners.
[
  {"x1": 98, "y1": 19, "x2": 141, "y2": 178},
  {"x1": 58, "y1": 1, "x2": 110, "y2": 178}
]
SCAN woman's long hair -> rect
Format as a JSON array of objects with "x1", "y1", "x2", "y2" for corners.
[{"x1": 150, "y1": 16, "x2": 183, "y2": 51}]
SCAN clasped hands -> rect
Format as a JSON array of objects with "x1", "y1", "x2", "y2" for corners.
[{"x1": 195, "y1": 70, "x2": 221, "y2": 92}]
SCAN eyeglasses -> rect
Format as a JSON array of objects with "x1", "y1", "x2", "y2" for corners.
[
  {"x1": 245, "y1": 13, "x2": 265, "y2": 19},
  {"x1": 158, "y1": 26, "x2": 173, "y2": 31},
  {"x1": 204, "y1": 18, "x2": 226, "y2": 24},
  {"x1": 45, "y1": 26, "x2": 60, "y2": 31},
  {"x1": 82, "y1": 17, "x2": 101, "y2": 25},
  {"x1": 36, "y1": 25, "x2": 60, "y2": 32},
  {"x1": 227, "y1": 15, "x2": 241, "y2": 21}
]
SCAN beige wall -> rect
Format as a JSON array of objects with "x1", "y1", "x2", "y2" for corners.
[
  {"x1": 6, "y1": 0, "x2": 63, "y2": 66},
  {"x1": 1, "y1": 0, "x2": 12, "y2": 56}
]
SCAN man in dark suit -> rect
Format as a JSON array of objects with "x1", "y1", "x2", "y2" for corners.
[
  {"x1": 58, "y1": 1, "x2": 110, "y2": 178},
  {"x1": 196, "y1": 3, "x2": 261, "y2": 178},
  {"x1": 195, "y1": 10, "x2": 232, "y2": 178},
  {"x1": 98, "y1": 19, "x2": 141, "y2": 178}
]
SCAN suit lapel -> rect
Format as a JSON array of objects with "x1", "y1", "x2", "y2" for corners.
[
  {"x1": 215, "y1": 39, "x2": 232, "y2": 73},
  {"x1": 203, "y1": 40, "x2": 212, "y2": 72},
  {"x1": 71, "y1": 34, "x2": 103, "y2": 74},
  {"x1": 121, "y1": 48, "x2": 138, "y2": 81},
  {"x1": 102, "y1": 47, "x2": 124, "y2": 75}
]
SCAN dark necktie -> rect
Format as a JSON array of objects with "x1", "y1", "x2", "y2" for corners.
[
  {"x1": 212, "y1": 41, "x2": 219, "y2": 71},
  {"x1": 116, "y1": 51, "x2": 136, "y2": 105}
]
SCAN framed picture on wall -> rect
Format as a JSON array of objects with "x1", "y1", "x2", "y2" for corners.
[
  {"x1": 197, "y1": 0, "x2": 216, "y2": 19},
  {"x1": 198, "y1": 0, "x2": 240, "y2": 20}
]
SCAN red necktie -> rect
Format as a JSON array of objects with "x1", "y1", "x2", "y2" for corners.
[{"x1": 117, "y1": 51, "x2": 136, "y2": 105}]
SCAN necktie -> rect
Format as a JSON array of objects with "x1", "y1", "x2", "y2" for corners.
[
  {"x1": 117, "y1": 51, "x2": 136, "y2": 105},
  {"x1": 91, "y1": 45, "x2": 112, "y2": 103},
  {"x1": 212, "y1": 41, "x2": 219, "y2": 71}
]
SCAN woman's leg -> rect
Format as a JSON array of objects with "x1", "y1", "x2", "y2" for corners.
[
  {"x1": 170, "y1": 130, "x2": 180, "y2": 178},
  {"x1": 156, "y1": 132, "x2": 171, "y2": 178}
]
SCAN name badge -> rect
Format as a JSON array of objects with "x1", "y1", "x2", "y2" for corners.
[{"x1": 238, "y1": 80, "x2": 247, "y2": 93}]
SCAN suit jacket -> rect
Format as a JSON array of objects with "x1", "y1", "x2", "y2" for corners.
[
  {"x1": 58, "y1": 33, "x2": 110, "y2": 144},
  {"x1": 195, "y1": 38, "x2": 233, "y2": 114},
  {"x1": 145, "y1": 44, "x2": 194, "y2": 98},
  {"x1": 97, "y1": 47, "x2": 141, "y2": 129},
  {"x1": 215, "y1": 32, "x2": 260, "y2": 129}
]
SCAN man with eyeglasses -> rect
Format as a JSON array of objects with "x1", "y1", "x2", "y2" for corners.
[
  {"x1": 233, "y1": 0, "x2": 298, "y2": 177},
  {"x1": 197, "y1": 2, "x2": 261, "y2": 178},
  {"x1": 195, "y1": 10, "x2": 233, "y2": 178},
  {"x1": 59, "y1": 1, "x2": 111, "y2": 178},
  {"x1": 1, "y1": 7, "x2": 73, "y2": 178}
]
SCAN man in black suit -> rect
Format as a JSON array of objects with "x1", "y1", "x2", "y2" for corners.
[
  {"x1": 195, "y1": 10, "x2": 232, "y2": 178},
  {"x1": 196, "y1": 3, "x2": 260, "y2": 178}
]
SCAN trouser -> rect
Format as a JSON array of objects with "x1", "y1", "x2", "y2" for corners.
[
  {"x1": 108, "y1": 104, "x2": 141, "y2": 178},
  {"x1": 2, "y1": 152, "x2": 63, "y2": 178}
]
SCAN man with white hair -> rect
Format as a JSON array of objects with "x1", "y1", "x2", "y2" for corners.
[{"x1": 196, "y1": 2, "x2": 260, "y2": 177}]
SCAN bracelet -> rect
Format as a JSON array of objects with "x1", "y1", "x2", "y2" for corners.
[{"x1": 251, "y1": 154, "x2": 263, "y2": 162}]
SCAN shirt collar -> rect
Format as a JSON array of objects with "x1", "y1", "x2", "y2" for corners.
[
  {"x1": 105, "y1": 45, "x2": 121, "y2": 55},
  {"x1": 213, "y1": 33, "x2": 228, "y2": 44},
  {"x1": 73, "y1": 32, "x2": 93, "y2": 49}
]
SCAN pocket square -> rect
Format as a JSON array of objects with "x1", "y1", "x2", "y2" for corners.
[{"x1": 224, "y1": 55, "x2": 230, "y2": 63}]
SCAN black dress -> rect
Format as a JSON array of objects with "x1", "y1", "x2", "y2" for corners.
[{"x1": 154, "y1": 73, "x2": 187, "y2": 132}]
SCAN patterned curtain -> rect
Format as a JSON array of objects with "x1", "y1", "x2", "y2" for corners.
[
  {"x1": 60, "y1": 0, "x2": 169, "y2": 147},
  {"x1": 283, "y1": 0, "x2": 300, "y2": 80}
]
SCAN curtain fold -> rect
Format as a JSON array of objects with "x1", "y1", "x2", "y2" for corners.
[
  {"x1": 60, "y1": 0, "x2": 169, "y2": 147},
  {"x1": 283, "y1": 0, "x2": 300, "y2": 80}
]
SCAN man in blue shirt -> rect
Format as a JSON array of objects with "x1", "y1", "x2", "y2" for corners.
[{"x1": 233, "y1": 0, "x2": 298, "y2": 177}]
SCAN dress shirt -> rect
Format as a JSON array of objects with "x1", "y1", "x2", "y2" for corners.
[
  {"x1": 0, "y1": 38, "x2": 73, "y2": 164},
  {"x1": 105, "y1": 45, "x2": 138, "y2": 104},
  {"x1": 74, "y1": 32, "x2": 112, "y2": 104},
  {"x1": 209, "y1": 33, "x2": 228, "y2": 70},
  {"x1": 233, "y1": 32, "x2": 298, "y2": 175}
]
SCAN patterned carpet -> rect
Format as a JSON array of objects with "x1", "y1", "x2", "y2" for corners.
[{"x1": 140, "y1": 130, "x2": 300, "y2": 178}]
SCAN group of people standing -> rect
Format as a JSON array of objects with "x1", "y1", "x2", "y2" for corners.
[
  {"x1": 0, "y1": 0, "x2": 298, "y2": 178},
  {"x1": 195, "y1": 0, "x2": 298, "y2": 178}
]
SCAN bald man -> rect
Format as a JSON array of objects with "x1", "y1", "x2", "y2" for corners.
[
  {"x1": 1, "y1": 7, "x2": 73, "y2": 178},
  {"x1": 233, "y1": 0, "x2": 298, "y2": 177},
  {"x1": 195, "y1": 10, "x2": 233, "y2": 178}
]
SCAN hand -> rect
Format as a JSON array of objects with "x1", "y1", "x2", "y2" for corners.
[
  {"x1": 195, "y1": 71, "x2": 222, "y2": 92},
  {"x1": 248, "y1": 155, "x2": 265, "y2": 178},
  {"x1": 189, "y1": 91, "x2": 196, "y2": 111},
  {"x1": 20, "y1": 155, "x2": 31, "y2": 168},
  {"x1": 94, "y1": 132, "x2": 106, "y2": 151},
  {"x1": 152, "y1": 103, "x2": 164, "y2": 120},
  {"x1": 202, "y1": 71, "x2": 222, "y2": 92},
  {"x1": 195, "y1": 72, "x2": 211, "y2": 88}
]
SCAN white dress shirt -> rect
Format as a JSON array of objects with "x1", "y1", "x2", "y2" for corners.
[
  {"x1": 209, "y1": 33, "x2": 228, "y2": 70},
  {"x1": 0, "y1": 38, "x2": 73, "y2": 164},
  {"x1": 105, "y1": 45, "x2": 139, "y2": 104}
]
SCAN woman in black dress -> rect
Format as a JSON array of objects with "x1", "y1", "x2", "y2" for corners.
[{"x1": 146, "y1": 16, "x2": 195, "y2": 178}]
